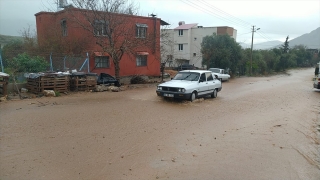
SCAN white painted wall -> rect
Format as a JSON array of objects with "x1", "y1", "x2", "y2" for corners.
[{"x1": 160, "y1": 26, "x2": 237, "y2": 68}]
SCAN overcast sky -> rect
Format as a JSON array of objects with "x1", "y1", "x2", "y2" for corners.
[{"x1": 0, "y1": 0, "x2": 319, "y2": 45}]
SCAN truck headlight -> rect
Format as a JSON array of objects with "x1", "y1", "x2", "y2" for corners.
[
  {"x1": 178, "y1": 88, "x2": 185, "y2": 92},
  {"x1": 157, "y1": 86, "x2": 162, "y2": 90}
]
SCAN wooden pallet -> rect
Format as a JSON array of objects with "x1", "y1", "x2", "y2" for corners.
[
  {"x1": 26, "y1": 75, "x2": 69, "y2": 93},
  {"x1": 0, "y1": 76, "x2": 9, "y2": 96},
  {"x1": 70, "y1": 75, "x2": 97, "y2": 91}
]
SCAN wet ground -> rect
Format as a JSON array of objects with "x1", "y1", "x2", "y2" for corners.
[{"x1": 0, "y1": 68, "x2": 319, "y2": 180}]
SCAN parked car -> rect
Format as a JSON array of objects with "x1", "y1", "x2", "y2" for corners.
[
  {"x1": 208, "y1": 68, "x2": 230, "y2": 81},
  {"x1": 97, "y1": 73, "x2": 120, "y2": 87},
  {"x1": 175, "y1": 64, "x2": 196, "y2": 71},
  {"x1": 156, "y1": 70, "x2": 222, "y2": 101}
]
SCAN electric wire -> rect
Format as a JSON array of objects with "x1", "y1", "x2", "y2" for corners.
[
  {"x1": 198, "y1": 0, "x2": 252, "y2": 27},
  {"x1": 180, "y1": 0, "x2": 252, "y2": 31}
]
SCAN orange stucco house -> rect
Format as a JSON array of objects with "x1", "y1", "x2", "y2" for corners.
[{"x1": 35, "y1": 7, "x2": 168, "y2": 77}]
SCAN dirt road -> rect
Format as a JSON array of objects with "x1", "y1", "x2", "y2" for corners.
[{"x1": 1, "y1": 68, "x2": 319, "y2": 180}]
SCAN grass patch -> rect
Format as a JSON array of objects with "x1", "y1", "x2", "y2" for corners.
[{"x1": 54, "y1": 91, "x2": 61, "y2": 97}]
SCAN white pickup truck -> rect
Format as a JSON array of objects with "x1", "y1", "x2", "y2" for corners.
[{"x1": 208, "y1": 68, "x2": 230, "y2": 82}]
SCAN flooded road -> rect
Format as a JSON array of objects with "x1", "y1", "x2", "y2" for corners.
[{"x1": 1, "y1": 68, "x2": 319, "y2": 180}]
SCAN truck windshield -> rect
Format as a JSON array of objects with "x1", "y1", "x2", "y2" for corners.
[
  {"x1": 208, "y1": 68, "x2": 220, "y2": 73},
  {"x1": 173, "y1": 72, "x2": 200, "y2": 81}
]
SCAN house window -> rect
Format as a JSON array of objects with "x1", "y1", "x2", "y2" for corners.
[
  {"x1": 94, "y1": 20, "x2": 108, "y2": 36},
  {"x1": 136, "y1": 55, "x2": 147, "y2": 66},
  {"x1": 61, "y1": 19, "x2": 67, "y2": 36},
  {"x1": 95, "y1": 56, "x2": 110, "y2": 68},
  {"x1": 193, "y1": 53, "x2": 196, "y2": 57},
  {"x1": 179, "y1": 44, "x2": 183, "y2": 51},
  {"x1": 178, "y1": 29, "x2": 183, "y2": 36},
  {"x1": 136, "y1": 23, "x2": 148, "y2": 38}
]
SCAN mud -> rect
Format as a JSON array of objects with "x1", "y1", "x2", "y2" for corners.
[{"x1": 0, "y1": 68, "x2": 319, "y2": 180}]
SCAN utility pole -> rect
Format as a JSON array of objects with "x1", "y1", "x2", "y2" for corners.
[{"x1": 250, "y1": 26, "x2": 260, "y2": 76}]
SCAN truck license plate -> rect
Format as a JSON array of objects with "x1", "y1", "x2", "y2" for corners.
[{"x1": 164, "y1": 93, "x2": 174, "y2": 97}]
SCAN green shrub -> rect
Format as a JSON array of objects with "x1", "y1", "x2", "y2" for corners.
[
  {"x1": 8, "y1": 53, "x2": 49, "y2": 73},
  {"x1": 54, "y1": 91, "x2": 61, "y2": 97}
]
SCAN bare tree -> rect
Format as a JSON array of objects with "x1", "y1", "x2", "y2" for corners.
[
  {"x1": 67, "y1": 0, "x2": 157, "y2": 81},
  {"x1": 158, "y1": 25, "x2": 174, "y2": 81},
  {"x1": 160, "y1": 26, "x2": 174, "y2": 66}
]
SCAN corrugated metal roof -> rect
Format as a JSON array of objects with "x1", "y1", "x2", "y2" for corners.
[{"x1": 174, "y1": 23, "x2": 198, "y2": 30}]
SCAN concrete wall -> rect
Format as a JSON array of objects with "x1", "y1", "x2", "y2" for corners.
[{"x1": 160, "y1": 24, "x2": 237, "y2": 69}]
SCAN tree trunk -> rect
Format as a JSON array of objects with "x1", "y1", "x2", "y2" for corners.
[{"x1": 114, "y1": 61, "x2": 120, "y2": 83}]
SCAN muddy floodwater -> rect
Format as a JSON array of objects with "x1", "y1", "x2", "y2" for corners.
[{"x1": 1, "y1": 68, "x2": 319, "y2": 180}]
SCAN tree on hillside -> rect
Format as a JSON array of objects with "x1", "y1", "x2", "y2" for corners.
[
  {"x1": 277, "y1": 36, "x2": 290, "y2": 71},
  {"x1": 68, "y1": 0, "x2": 158, "y2": 82},
  {"x1": 201, "y1": 33, "x2": 242, "y2": 74},
  {"x1": 281, "y1": 36, "x2": 290, "y2": 53}
]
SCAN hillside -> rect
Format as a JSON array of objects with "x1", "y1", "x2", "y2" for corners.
[
  {"x1": 239, "y1": 40, "x2": 283, "y2": 50},
  {"x1": 239, "y1": 27, "x2": 320, "y2": 50},
  {"x1": 288, "y1": 27, "x2": 320, "y2": 49},
  {"x1": 0, "y1": 34, "x2": 24, "y2": 48}
]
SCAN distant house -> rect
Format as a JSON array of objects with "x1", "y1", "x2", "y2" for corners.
[
  {"x1": 35, "y1": 7, "x2": 169, "y2": 77},
  {"x1": 161, "y1": 21, "x2": 237, "y2": 68}
]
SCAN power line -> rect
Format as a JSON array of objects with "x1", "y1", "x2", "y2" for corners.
[
  {"x1": 179, "y1": 0, "x2": 284, "y2": 44},
  {"x1": 198, "y1": 0, "x2": 252, "y2": 27},
  {"x1": 256, "y1": 31, "x2": 275, "y2": 42},
  {"x1": 180, "y1": 0, "x2": 251, "y2": 31},
  {"x1": 238, "y1": 32, "x2": 252, "y2": 36},
  {"x1": 184, "y1": 0, "x2": 251, "y2": 30}
]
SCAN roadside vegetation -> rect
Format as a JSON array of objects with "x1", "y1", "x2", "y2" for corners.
[
  {"x1": 1, "y1": 31, "x2": 319, "y2": 81},
  {"x1": 201, "y1": 34, "x2": 320, "y2": 76},
  {"x1": 0, "y1": 15, "x2": 319, "y2": 81}
]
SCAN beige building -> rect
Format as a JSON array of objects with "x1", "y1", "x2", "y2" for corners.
[{"x1": 161, "y1": 21, "x2": 237, "y2": 68}]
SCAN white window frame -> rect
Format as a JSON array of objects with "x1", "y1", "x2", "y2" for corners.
[
  {"x1": 136, "y1": 23, "x2": 148, "y2": 38},
  {"x1": 95, "y1": 56, "x2": 110, "y2": 68},
  {"x1": 94, "y1": 20, "x2": 108, "y2": 36},
  {"x1": 179, "y1": 44, "x2": 183, "y2": 51},
  {"x1": 136, "y1": 55, "x2": 147, "y2": 66},
  {"x1": 178, "y1": 29, "x2": 183, "y2": 36}
]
